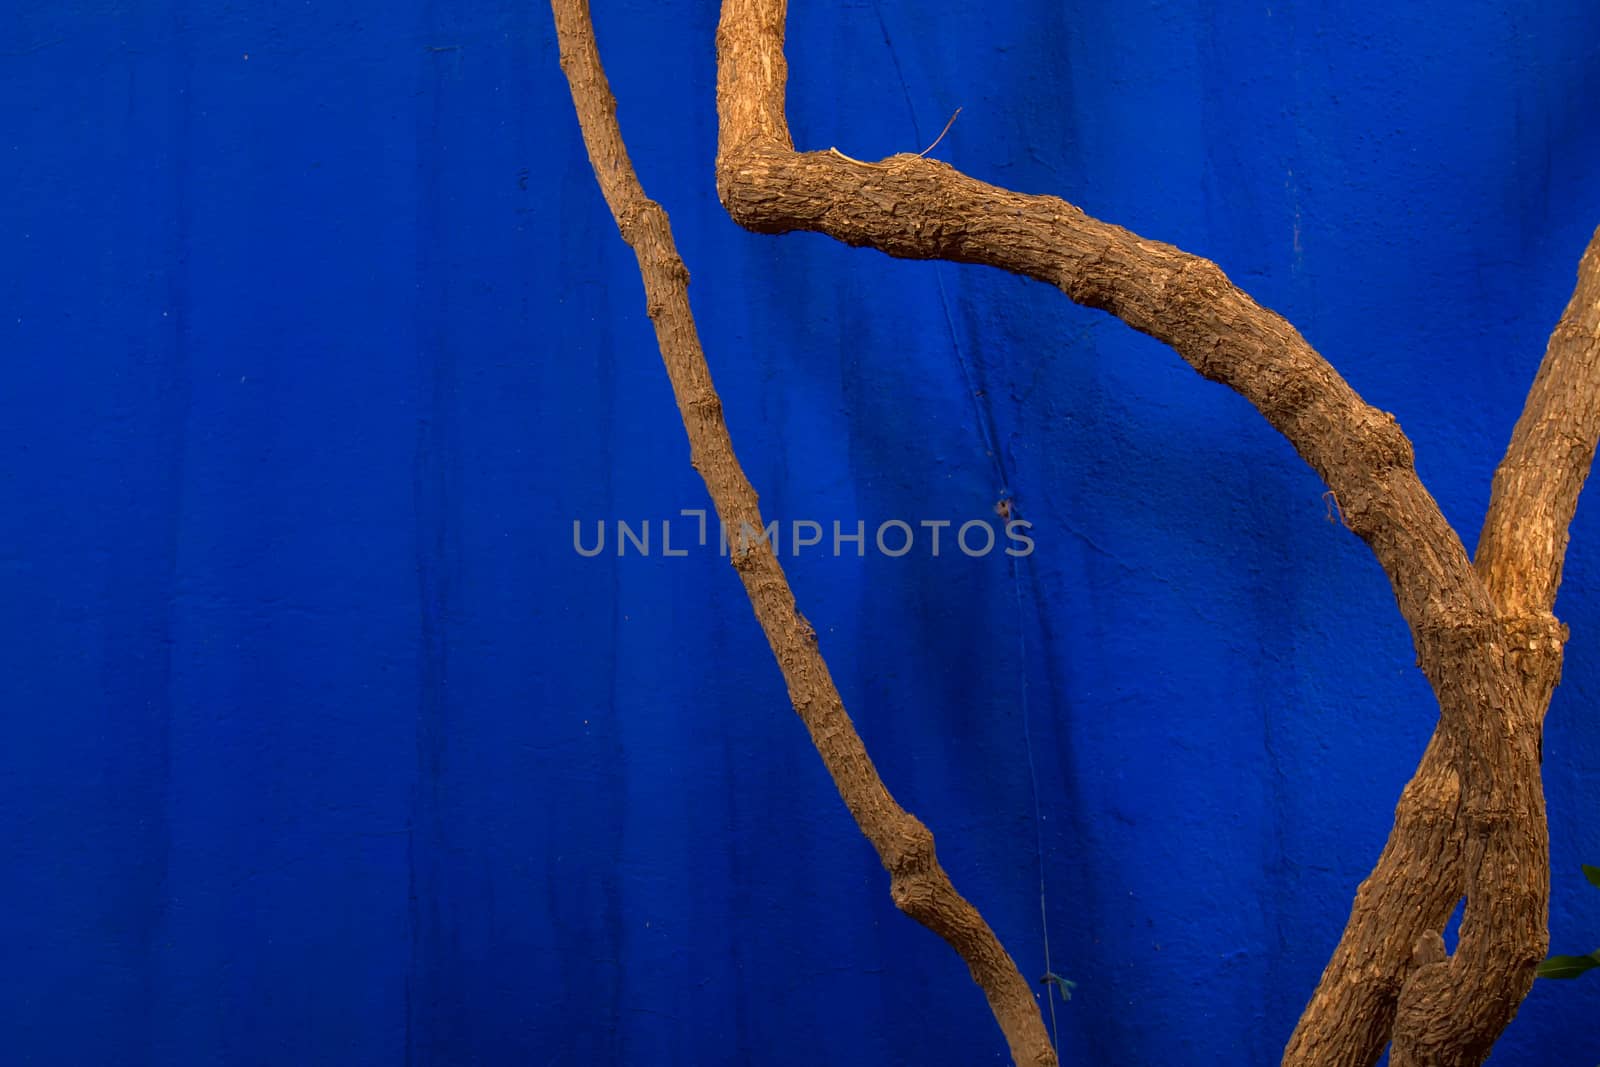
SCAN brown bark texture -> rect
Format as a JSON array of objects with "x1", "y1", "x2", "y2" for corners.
[
  {"x1": 551, "y1": 1, "x2": 1059, "y2": 1064},
  {"x1": 708, "y1": 1, "x2": 1600, "y2": 1064}
]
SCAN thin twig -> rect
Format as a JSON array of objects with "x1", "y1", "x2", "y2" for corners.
[
  {"x1": 916, "y1": 106, "x2": 962, "y2": 158},
  {"x1": 1323, "y1": 489, "x2": 1353, "y2": 530}
]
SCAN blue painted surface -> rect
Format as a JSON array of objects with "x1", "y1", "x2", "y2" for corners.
[{"x1": 3, "y1": 2, "x2": 1599, "y2": 1064}]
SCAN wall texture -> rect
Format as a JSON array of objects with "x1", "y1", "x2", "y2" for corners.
[{"x1": 3, "y1": 1, "x2": 1599, "y2": 1063}]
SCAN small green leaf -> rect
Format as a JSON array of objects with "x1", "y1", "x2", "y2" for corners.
[
  {"x1": 1537, "y1": 953, "x2": 1600, "y2": 979},
  {"x1": 1582, "y1": 864, "x2": 1600, "y2": 889}
]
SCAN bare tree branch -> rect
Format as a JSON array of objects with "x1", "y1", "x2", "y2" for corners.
[
  {"x1": 1283, "y1": 730, "x2": 1465, "y2": 1067},
  {"x1": 550, "y1": 2, "x2": 1058, "y2": 1063},
  {"x1": 711, "y1": 2, "x2": 1579, "y2": 1063},
  {"x1": 1479, "y1": 228, "x2": 1600, "y2": 621},
  {"x1": 1288, "y1": 227, "x2": 1600, "y2": 1065},
  {"x1": 715, "y1": 5, "x2": 1484, "y2": 692}
]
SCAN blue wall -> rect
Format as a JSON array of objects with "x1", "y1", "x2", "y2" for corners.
[{"x1": 4, "y1": 2, "x2": 1599, "y2": 1064}]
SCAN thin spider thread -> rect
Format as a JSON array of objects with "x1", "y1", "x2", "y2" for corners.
[
  {"x1": 868, "y1": 2, "x2": 1059, "y2": 1045},
  {"x1": 1014, "y1": 561, "x2": 1059, "y2": 1053},
  {"x1": 932, "y1": 260, "x2": 1060, "y2": 1055}
]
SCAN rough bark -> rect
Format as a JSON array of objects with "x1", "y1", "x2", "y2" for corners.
[
  {"x1": 550, "y1": 2, "x2": 1058, "y2": 1064},
  {"x1": 1479, "y1": 229, "x2": 1600, "y2": 622},
  {"x1": 1290, "y1": 227, "x2": 1600, "y2": 1067},
  {"x1": 711, "y1": 1, "x2": 1600, "y2": 1063}
]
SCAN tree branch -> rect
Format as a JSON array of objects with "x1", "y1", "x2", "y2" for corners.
[
  {"x1": 550, "y1": 2, "x2": 1057, "y2": 1063},
  {"x1": 713, "y1": 2, "x2": 1570, "y2": 1063},
  {"x1": 1288, "y1": 228, "x2": 1600, "y2": 1065},
  {"x1": 1282, "y1": 729, "x2": 1465, "y2": 1067},
  {"x1": 715, "y1": 5, "x2": 1488, "y2": 699},
  {"x1": 1477, "y1": 226, "x2": 1600, "y2": 647}
]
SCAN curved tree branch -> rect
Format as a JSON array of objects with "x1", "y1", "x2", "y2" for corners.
[
  {"x1": 1289, "y1": 227, "x2": 1600, "y2": 1065},
  {"x1": 712, "y1": 2, "x2": 1577, "y2": 1063},
  {"x1": 550, "y1": 2, "x2": 1057, "y2": 1063},
  {"x1": 713, "y1": 3, "x2": 1491, "y2": 696}
]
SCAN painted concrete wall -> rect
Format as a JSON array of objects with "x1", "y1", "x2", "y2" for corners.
[{"x1": 3, "y1": 1, "x2": 1598, "y2": 1063}]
